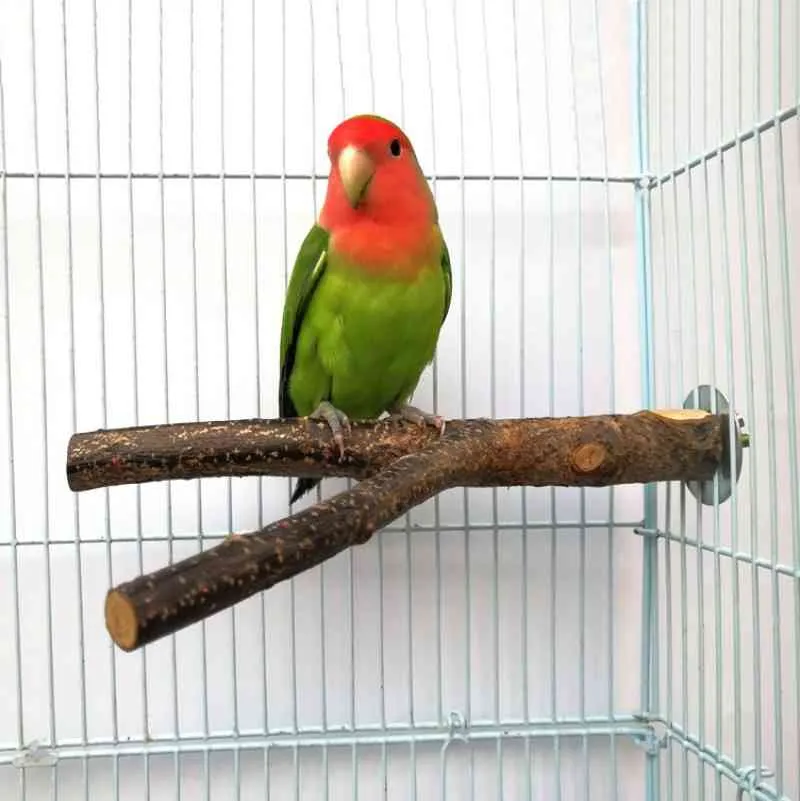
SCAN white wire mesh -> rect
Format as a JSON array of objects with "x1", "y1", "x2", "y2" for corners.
[
  {"x1": 0, "y1": 0, "x2": 797, "y2": 799},
  {"x1": 646, "y1": 0, "x2": 799, "y2": 799}
]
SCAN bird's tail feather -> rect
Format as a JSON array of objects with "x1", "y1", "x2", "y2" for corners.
[{"x1": 290, "y1": 477, "x2": 320, "y2": 505}]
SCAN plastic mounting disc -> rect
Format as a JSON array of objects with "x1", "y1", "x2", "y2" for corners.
[{"x1": 682, "y1": 385, "x2": 745, "y2": 506}]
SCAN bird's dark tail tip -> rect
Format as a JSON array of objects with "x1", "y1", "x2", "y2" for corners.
[{"x1": 290, "y1": 477, "x2": 320, "y2": 505}]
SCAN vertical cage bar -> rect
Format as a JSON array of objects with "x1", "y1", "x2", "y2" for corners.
[
  {"x1": 327, "y1": 0, "x2": 356, "y2": 741},
  {"x1": 309, "y1": 0, "x2": 328, "y2": 738},
  {"x1": 334, "y1": 1, "x2": 344, "y2": 113},
  {"x1": 391, "y1": 0, "x2": 416, "y2": 736},
  {"x1": 112, "y1": 753, "x2": 120, "y2": 801},
  {"x1": 0, "y1": 54, "x2": 28, "y2": 801},
  {"x1": 683, "y1": 20, "x2": 706, "y2": 800},
  {"x1": 280, "y1": 0, "x2": 300, "y2": 737},
  {"x1": 359, "y1": 1, "x2": 388, "y2": 734},
  {"x1": 218, "y1": 0, "x2": 241, "y2": 739},
  {"x1": 789, "y1": 0, "x2": 800, "y2": 795},
  {"x1": 697, "y1": 5, "x2": 726, "y2": 800},
  {"x1": 751, "y1": 1, "x2": 779, "y2": 786},
  {"x1": 393, "y1": 0, "x2": 405, "y2": 125},
  {"x1": 250, "y1": 0, "x2": 263, "y2": 535},
  {"x1": 233, "y1": 746, "x2": 241, "y2": 801},
  {"x1": 447, "y1": 2, "x2": 472, "y2": 771},
  {"x1": 27, "y1": 0, "x2": 58, "y2": 801},
  {"x1": 319, "y1": 492, "x2": 330, "y2": 733},
  {"x1": 478, "y1": 0, "x2": 501, "y2": 730},
  {"x1": 700, "y1": 8, "x2": 722, "y2": 800},
  {"x1": 330, "y1": 0, "x2": 356, "y2": 742},
  {"x1": 58, "y1": 0, "x2": 89, "y2": 768},
  {"x1": 410, "y1": 740, "x2": 418, "y2": 801},
  {"x1": 419, "y1": 0, "x2": 445, "y2": 727},
  {"x1": 322, "y1": 743, "x2": 329, "y2": 801},
  {"x1": 770, "y1": 2, "x2": 798, "y2": 796},
  {"x1": 565, "y1": 0, "x2": 589, "y2": 796},
  {"x1": 635, "y1": 0, "x2": 660, "y2": 799},
  {"x1": 125, "y1": 1, "x2": 151, "y2": 779},
  {"x1": 679, "y1": 475, "x2": 688, "y2": 796},
  {"x1": 591, "y1": 0, "x2": 619, "y2": 792},
  {"x1": 293, "y1": 744, "x2": 300, "y2": 801},
  {"x1": 201, "y1": 749, "x2": 209, "y2": 801},
  {"x1": 733, "y1": 0, "x2": 763, "y2": 785},
  {"x1": 668, "y1": 8, "x2": 689, "y2": 798},
  {"x1": 496, "y1": 738, "x2": 503, "y2": 801},
  {"x1": 758, "y1": 2, "x2": 785, "y2": 792},
  {"x1": 453, "y1": 1, "x2": 476, "y2": 794},
  {"x1": 715, "y1": 38, "x2": 743, "y2": 791},
  {"x1": 80, "y1": 756, "x2": 88, "y2": 801},
  {"x1": 509, "y1": 0, "x2": 530, "y2": 737},
  {"x1": 350, "y1": 742, "x2": 357, "y2": 801},
  {"x1": 635, "y1": 0, "x2": 654, "y2": 700},
  {"x1": 252, "y1": 0, "x2": 271, "y2": 741},
  {"x1": 188, "y1": 0, "x2": 211, "y2": 745},
  {"x1": 726, "y1": 0, "x2": 745, "y2": 787},
  {"x1": 525, "y1": 736, "x2": 532, "y2": 801},
  {"x1": 536, "y1": 0, "x2": 560, "y2": 794},
  {"x1": 27, "y1": 0, "x2": 58, "y2": 780},
  {"x1": 684, "y1": 7, "x2": 709, "y2": 801},
  {"x1": 363, "y1": 0, "x2": 375, "y2": 110},
  {"x1": 156, "y1": 0, "x2": 180, "y2": 771},
  {"x1": 264, "y1": 745, "x2": 270, "y2": 801},
  {"x1": 439, "y1": 742, "x2": 447, "y2": 799},
  {"x1": 90, "y1": 0, "x2": 121, "y2": 753}
]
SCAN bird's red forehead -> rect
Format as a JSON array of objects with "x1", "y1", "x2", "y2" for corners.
[{"x1": 327, "y1": 114, "x2": 412, "y2": 155}]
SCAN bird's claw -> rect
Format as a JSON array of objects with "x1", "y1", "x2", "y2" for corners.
[
  {"x1": 308, "y1": 401, "x2": 351, "y2": 459},
  {"x1": 389, "y1": 403, "x2": 446, "y2": 436}
]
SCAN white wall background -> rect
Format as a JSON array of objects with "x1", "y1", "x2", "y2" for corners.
[{"x1": 0, "y1": 0, "x2": 796, "y2": 798}]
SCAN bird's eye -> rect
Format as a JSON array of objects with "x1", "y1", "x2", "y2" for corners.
[{"x1": 389, "y1": 138, "x2": 402, "y2": 157}]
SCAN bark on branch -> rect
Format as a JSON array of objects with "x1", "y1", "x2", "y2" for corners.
[
  {"x1": 85, "y1": 411, "x2": 725, "y2": 652},
  {"x1": 68, "y1": 412, "x2": 721, "y2": 492}
]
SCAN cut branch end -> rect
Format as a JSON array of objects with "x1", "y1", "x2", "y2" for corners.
[{"x1": 105, "y1": 590, "x2": 139, "y2": 652}]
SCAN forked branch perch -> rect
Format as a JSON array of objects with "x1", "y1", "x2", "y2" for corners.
[
  {"x1": 67, "y1": 411, "x2": 724, "y2": 652},
  {"x1": 68, "y1": 413, "x2": 721, "y2": 491}
]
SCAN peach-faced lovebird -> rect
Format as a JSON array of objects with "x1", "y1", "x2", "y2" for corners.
[{"x1": 279, "y1": 114, "x2": 452, "y2": 503}]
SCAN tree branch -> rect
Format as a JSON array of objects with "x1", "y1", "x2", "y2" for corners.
[
  {"x1": 94, "y1": 410, "x2": 725, "y2": 652},
  {"x1": 69, "y1": 412, "x2": 721, "y2": 492}
]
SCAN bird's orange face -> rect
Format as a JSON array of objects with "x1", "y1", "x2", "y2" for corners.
[
  {"x1": 321, "y1": 115, "x2": 435, "y2": 233},
  {"x1": 326, "y1": 115, "x2": 417, "y2": 209},
  {"x1": 319, "y1": 115, "x2": 439, "y2": 275}
]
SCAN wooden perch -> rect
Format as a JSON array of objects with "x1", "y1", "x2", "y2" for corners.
[
  {"x1": 78, "y1": 410, "x2": 725, "y2": 652},
  {"x1": 68, "y1": 411, "x2": 721, "y2": 492}
]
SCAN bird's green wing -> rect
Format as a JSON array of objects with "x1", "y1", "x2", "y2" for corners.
[
  {"x1": 279, "y1": 223, "x2": 330, "y2": 418},
  {"x1": 439, "y1": 234, "x2": 453, "y2": 324}
]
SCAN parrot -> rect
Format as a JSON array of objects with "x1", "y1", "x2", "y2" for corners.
[{"x1": 278, "y1": 114, "x2": 453, "y2": 504}]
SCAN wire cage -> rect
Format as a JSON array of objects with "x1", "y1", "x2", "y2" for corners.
[{"x1": 0, "y1": 0, "x2": 798, "y2": 798}]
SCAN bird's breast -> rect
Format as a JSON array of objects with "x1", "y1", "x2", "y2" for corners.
[
  {"x1": 329, "y1": 221, "x2": 440, "y2": 280},
  {"x1": 313, "y1": 255, "x2": 444, "y2": 375}
]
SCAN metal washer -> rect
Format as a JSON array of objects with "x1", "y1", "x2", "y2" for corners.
[{"x1": 682, "y1": 385, "x2": 746, "y2": 506}]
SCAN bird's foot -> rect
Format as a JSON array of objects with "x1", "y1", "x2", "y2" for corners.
[
  {"x1": 389, "y1": 403, "x2": 446, "y2": 436},
  {"x1": 308, "y1": 401, "x2": 352, "y2": 459}
]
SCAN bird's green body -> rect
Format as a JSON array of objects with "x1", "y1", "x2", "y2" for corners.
[{"x1": 280, "y1": 224, "x2": 451, "y2": 423}]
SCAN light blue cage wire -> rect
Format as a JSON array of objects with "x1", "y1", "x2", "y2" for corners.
[{"x1": 0, "y1": 0, "x2": 798, "y2": 799}]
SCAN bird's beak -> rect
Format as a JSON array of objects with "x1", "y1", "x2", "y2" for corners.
[{"x1": 338, "y1": 145, "x2": 374, "y2": 208}]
